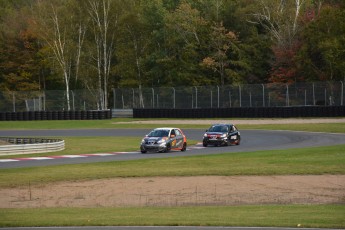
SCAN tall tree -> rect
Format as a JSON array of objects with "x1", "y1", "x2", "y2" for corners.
[
  {"x1": 33, "y1": 0, "x2": 87, "y2": 110},
  {"x1": 87, "y1": 0, "x2": 118, "y2": 110},
  {"x1": 201, "y1": 22, "x2": 239, "y2": 85},
  {"x1": 296, "y1": 4, "x2": 345, "y2": 81},
  {"x1": 164, "y1": 0, "x2": 209, "y2": 86},
  {"x1": 0, "y1": 0, "x2": 41, "y2": 91},
  {"x1": 116, "y1": 0, "x2": 154, "y2": 107}
]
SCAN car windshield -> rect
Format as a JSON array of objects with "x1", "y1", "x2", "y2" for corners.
[
  {"x1": 208, "y1": 125, "x2": 228, "y2": 132},
  {"x1": 148, "y1": 129, "x2": 169, "y2": 137}
]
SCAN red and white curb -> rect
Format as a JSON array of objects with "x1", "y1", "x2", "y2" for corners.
[
  {"x1": 0, "y1": 145, "x2": 205, "y2": 163},
  {"x1": 0, "y1": 152, "x2": 138, "y2": 163}
]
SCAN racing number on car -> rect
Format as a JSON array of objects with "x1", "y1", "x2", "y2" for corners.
[{"x1": 172, "y1": 139, "x2": 176, "y2": 147}]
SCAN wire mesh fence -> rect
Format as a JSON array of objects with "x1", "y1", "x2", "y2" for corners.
[
  {"x1": 0, "y1": 81, "x2": 343, "y2": 112},
  {"x1": 113, "y1": 81, "x2": 344, "y2": 109},
  {"x1": 0, "y1": 89, "x2": 104, "y2": 112}
]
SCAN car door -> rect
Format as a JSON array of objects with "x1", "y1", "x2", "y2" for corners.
[
  {"x1": 228, "y1": 125, "x2": 239, "y2": 142},
  {"x1": 170, "y1": 129, "x2": 177, "y2": 148},
  {"x1": 174, "y1": 129, "x2": 184, "y2": 149}
]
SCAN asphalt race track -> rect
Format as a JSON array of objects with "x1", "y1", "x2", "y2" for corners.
[
  {"x1": 1, "y1": 129, "x2": 344, "y2": 230},
  {"x1": 1, "y1": 128, "x2": 345, "y2": 169}
]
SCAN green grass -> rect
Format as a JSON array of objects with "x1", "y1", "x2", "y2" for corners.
[
  {"x1": 1, "y1": 118, "x2": 345, "y2": 133},
  {"x1": 1, "y1": 144, "x2": 344, "y2": 188},
  {"x1": 1, "y1": 205, "x2": 344, "y2": 228}
]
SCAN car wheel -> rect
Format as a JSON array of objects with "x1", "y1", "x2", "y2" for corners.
[
  {"x1": 181, "y1": 142, "x2": 187, "y2": 151},
  {"x1": 236, "y1": 136, "x2": 241, "y2": 145},
  {"x1": 141, "y1": 150, "x2": 147, "y2": 154},
  {"x1": 164, "y1": 144, "x2": 171, "y2": 153},
  {"x1": 202, "y1": 142, "x2": 208, "y2": 147}
]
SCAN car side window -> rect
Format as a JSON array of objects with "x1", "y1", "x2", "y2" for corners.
[
  {"x1": 175, "y1": 129, "x2": 181, "y2": 136},
  {"x1": 171, "y1": 129, "x2": 176, "y2": 136}
]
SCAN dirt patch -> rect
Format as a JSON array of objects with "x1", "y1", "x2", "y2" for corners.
[{"x1": 1, "y1": 175, "x2": 344, "y2": 208}]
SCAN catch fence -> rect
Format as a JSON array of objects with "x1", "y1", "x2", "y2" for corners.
[
  {"x1": 113, "y1": 81, "x2": 344, "y2": 109},
  {"x1": 0, "y1": 81, "x2": 343, "y2": 112}
]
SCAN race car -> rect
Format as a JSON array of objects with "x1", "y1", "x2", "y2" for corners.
[
  {"x1": 202, "y1": 124, "x2": 241, "y2": 147},
  {"x1": 140, "y1": 127, "x2": 187, "y2": 153}
]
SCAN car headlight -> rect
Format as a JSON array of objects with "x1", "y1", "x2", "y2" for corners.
[
  {"x1": 203, "y1": 133, "x2": 208, "y2": 137},
  {"x1": 157, "y1": 139, "x2": 166, "y2": 144},
  {"x1": 221, "y1": 134, "x2": 227, "y2": 138},
  {"x1": 141, "y1": 139, "x2": 146, "y2": 144}
]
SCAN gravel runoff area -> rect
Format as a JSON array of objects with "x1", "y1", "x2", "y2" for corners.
[
  {"x1": 1, "y1": 175, "x2": 344, "y2": 208},
  {"x1": 1, "y1": 118, "x2": 344, "y2": 208}
]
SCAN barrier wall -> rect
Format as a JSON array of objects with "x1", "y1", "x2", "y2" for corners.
[
  {"x1": 0, "y1": 110, "x2": 112, "y2": 121},
  {"x1": 133, "y1": 106, "x2": 345, "y2": 118},
  {"x1": 0, "y1": 137, "x2": 65, "y2": 155}
]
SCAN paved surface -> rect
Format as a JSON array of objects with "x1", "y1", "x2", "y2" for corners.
[{"x1": 1, "y1": 129, "x2": 345, "y2": 169}]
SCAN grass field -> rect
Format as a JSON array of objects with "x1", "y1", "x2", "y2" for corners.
[
  {"x1": 1, "y1": 118, "x2": 345, "y2": 133},
  {"x1": 1, "y1": 205, "x2": 344, "y2": 228},
  {"x1": 0, "y1": 118, "x2": 344, "y2": 228}
]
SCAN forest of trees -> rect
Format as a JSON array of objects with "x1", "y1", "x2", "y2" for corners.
[{"x1": 0, "y1": 0, "x2": 344, "y2": 109}]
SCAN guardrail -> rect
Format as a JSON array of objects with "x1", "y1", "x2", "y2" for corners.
[{"x1": 0, "y1": 137, "x2": 65, "y2": 156}]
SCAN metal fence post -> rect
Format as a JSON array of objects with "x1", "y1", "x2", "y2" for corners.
[
  {"x1": 210, "y1": 90, "x2": 213, "y2": 108},
  {"x1": 217, "y1": 86, "x2": 220, "y2": 108},
  {"x1": 286, "y1": 84, "x2": 289, "y2": 106},
  {"x1": 341, "y1": 81, "x2": 343, "y2": 106},
  {"x1": 43, "y1": 91, "x2": 46, "y2": 111},
  {"x1": 157, "y1": 94, "x2": 159, "y2": 108},
  {"x1": 262, "y1": 84, "x2": 265, "y2": 107},
  {"x1": 172, "y1": 87, "x2": 175, "y2": 108},
  {"x1": 132, "y1": 88, "x2": 135, "y2": 108},
  {"x1": 313, "y1": 83, "x2": 315, "y2": 105},
  {"x1": 324, "y1": 88, "x2": 327, "y2": 106},
  {"x1": 152, "y1": 88, "x2": 154, "y2": 108},
  {"x1": 12, "y1": 92, "x2": 15, "y2": 112},
  {"x1": 229, "y1": 90, "x2": 232, "y2": 107},
  {"x1": 195, "y1": 86, "x2": 198, "y2": 108},
  {"x1": 113, "y1": 88, "x2": 116, "y2": 109},
  {"x1": 239, "y1": 85, "x2": 242, "y2": 107}
]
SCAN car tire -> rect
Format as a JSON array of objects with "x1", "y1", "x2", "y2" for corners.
[
  {"x1": 141, "y1": 150, "x2": 147, "y2": 154},
  {"x1": 181, "y1": 142, "x2": 187, "y2": 151},
  {"x1": 236, "y1": 136, "x2": 241, "y2": 145},
  {"x1": 226, "y1": 140, "x2": 231, "y2": 146},
  {"x1": 203, "y1": 142, "x2": 207, "y2": 147},
  {"x1": 164, "y1": 144, "x2": 171, "y2": 153}
]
